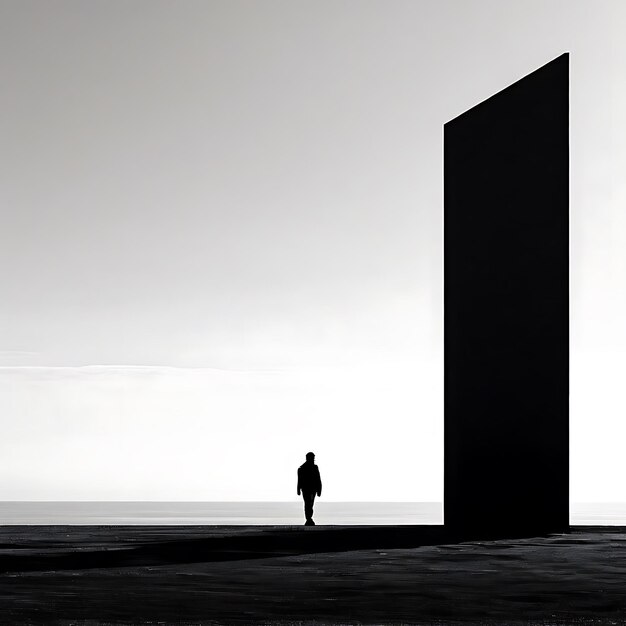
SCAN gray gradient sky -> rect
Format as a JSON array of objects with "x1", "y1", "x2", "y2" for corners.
[{"x1": 1, "y1": 0, "x2": 624, "y2": 501}]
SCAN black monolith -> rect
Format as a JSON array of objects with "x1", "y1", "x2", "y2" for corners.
[{"x1": 444, "y1": 54, "x2": 569, "y2": 536}]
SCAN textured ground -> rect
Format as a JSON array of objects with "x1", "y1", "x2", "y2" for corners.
[{"x1": 1, "y1": 526, "x2": 626, "y2": 624}]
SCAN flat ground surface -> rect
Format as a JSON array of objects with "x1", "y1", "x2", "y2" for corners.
[{"x1": 1, "y1": 526, "x2": 626, "y2": 625}]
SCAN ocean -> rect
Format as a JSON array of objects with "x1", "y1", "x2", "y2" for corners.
[
  {"x1": 0, "y1": 501, "x2": 443, "y2": 525},
  {"x1": 0, "y1": 502, "x2": 620, "y2": 525}
]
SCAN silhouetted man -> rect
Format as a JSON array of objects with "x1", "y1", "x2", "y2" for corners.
[{"x1": 297, "y1": 452, "x2": 322, "y2": 526}]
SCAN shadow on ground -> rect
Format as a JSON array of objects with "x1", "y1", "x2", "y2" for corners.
[{"x1": 1, "y1": 526, "x2": 626, "y2": 624}]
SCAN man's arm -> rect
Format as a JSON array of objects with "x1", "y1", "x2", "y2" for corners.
[
  {"x1": 316, "y1": 467, "x2": 322, "y2": 497},
  {"x1": 297, "y1": 468, "x2": 301, "y2": 495}
]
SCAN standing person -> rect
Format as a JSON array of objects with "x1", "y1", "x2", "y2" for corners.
[{"x1": 297, "y1": 452, "x2": 322, "y2": 525}]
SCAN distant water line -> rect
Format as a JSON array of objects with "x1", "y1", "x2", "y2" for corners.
[
  {"x1": 0, "y1": 501, "x2": 444, "y2": 525},
  {"x1": 2, "y1": 502, "x2": 619, "y2": 525}
]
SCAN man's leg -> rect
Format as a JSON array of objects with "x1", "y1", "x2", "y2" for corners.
[{"x1": 303, "y1": 492, "x2": 316, "y2": 523}]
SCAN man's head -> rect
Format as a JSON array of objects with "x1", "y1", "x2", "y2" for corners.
[{"x1": 306, "y1": 452, "x2": 315, "y2": 462}]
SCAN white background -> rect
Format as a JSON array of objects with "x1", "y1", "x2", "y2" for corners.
[{"x1": 1, "y1": 1, "x2": 624, "y2": 502}]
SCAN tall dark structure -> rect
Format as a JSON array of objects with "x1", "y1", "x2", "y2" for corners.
[{"x1": 444, "y1": 54, "x2": 569, "y2": 536}]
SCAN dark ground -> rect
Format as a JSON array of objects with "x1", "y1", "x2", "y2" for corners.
[{"x1": 1, "y1": 526, "x2": 626, "y2": 625}]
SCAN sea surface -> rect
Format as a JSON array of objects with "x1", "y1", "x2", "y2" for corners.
[
  {"x1": 570, "y1": 502, "x2": 626, "y2": 525},
  {"x1": 0, "y1": 502, "x2": 621, "y2": 525},
  {"x1": 0, "y1": 501, "x2": 443, "y2": 525}
]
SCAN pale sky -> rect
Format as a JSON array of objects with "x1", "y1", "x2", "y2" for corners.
[{"x1": 0, "y1": 0, "x2": 624, "y2": 502}]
